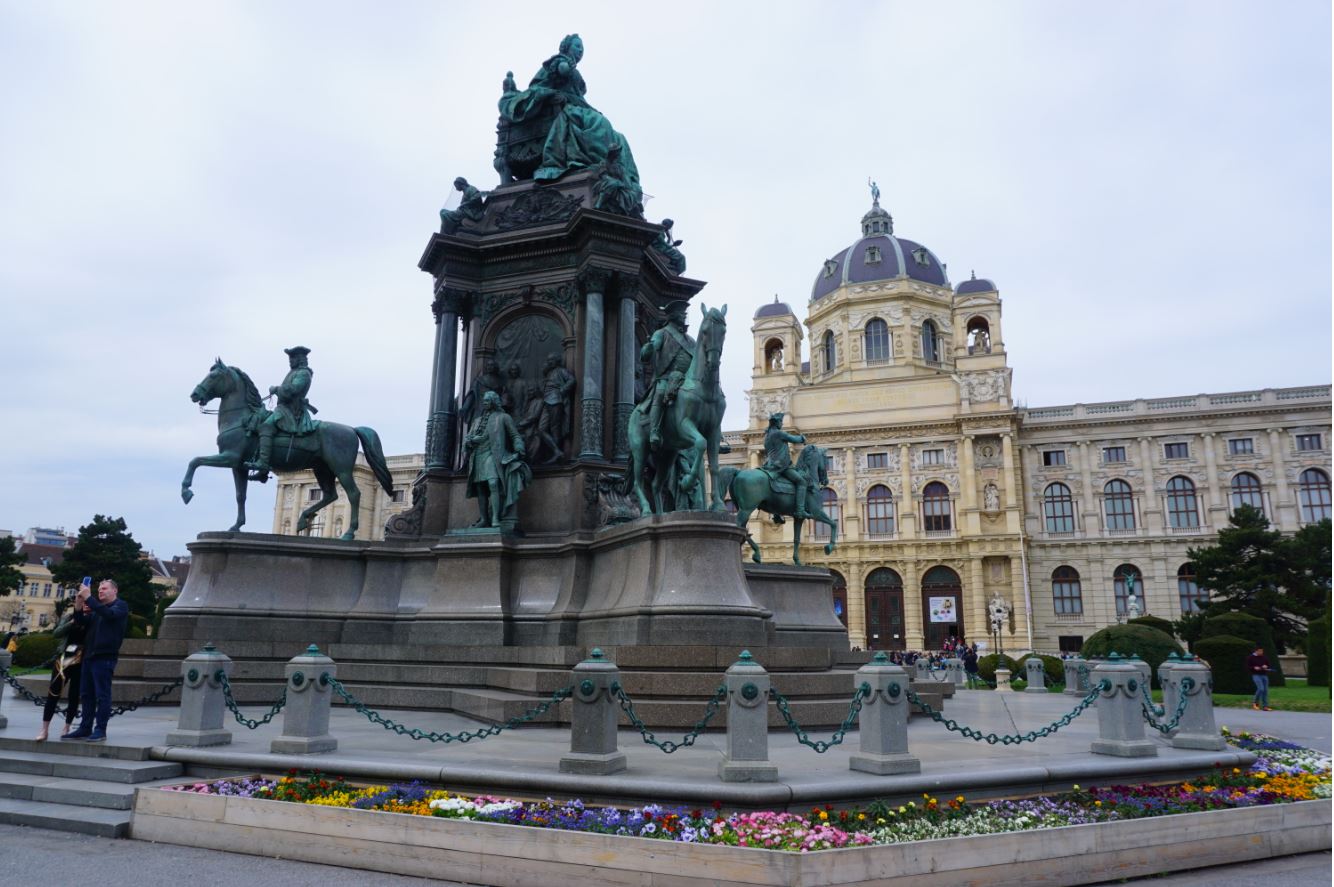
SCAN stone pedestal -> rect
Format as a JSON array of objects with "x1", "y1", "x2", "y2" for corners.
[
  {"x1": 166, "y1": 644, "x2": 233, "y2": 747},
  {"x1": 559, "y1": 649, "x2": 627, "y2": 775},
  {"x1": 1090, "y1": 656, "x2": 1158, "y2": 758},
  {"x1": 718, "y1": 652, "x2": 777, "y2": 783},
  {"x1": 742, "y1": 564, "x2": 849, "y2": 649},
  {"x1": 1024, "y1": 657, "x2": 1047, "y2": 693},
  {"x1": 994, "y1": 667, "x2": 1012, "y2": 692},
  {"x1": 270, "y1": 646, "x2": 338, "y2": 755},
  {"x1": 1167, "y1": 659, "x2": 1228, "y2": 751},
  {"x1": 849, "y1": 654, "x2": 920, "y2": 775}
]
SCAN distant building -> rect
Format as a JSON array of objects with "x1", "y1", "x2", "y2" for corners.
[{"x1": 23, "y1": 527, "x2": 72, "y2": 548}]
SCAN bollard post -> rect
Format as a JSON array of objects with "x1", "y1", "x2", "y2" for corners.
[
  {"x1": 560, "y1": 649, "x2": 627, "y2": 775},
  {"x1": 1167, "y1": 656, "x2": 1227, "y2": 751},
  {"x1": 1063, "y1": 657, "x2": 1089, "y2": 696},
  {"x1": 1158, "y1": 652, "x2": 1183, "y2": 733},
  {"x1": 719, "y1": 651, "x2": 777, "y2": 782},
  {"x1": 0, "y1": 650, "x2": 10, "y2": 729},
  {"x1": 1024, "y1": 657, "x2": 1047, "y2": 693},
  {"x1": 166, "y1": 644, "x2": 233, "y2": 747},
  {"x1": 994, "y1": 667, "x2": 1012, "y2": 692},
  {"x1": 1090, "y1": 653, "x2": 1158, "y2": 757},
  {"x1": 849, "y1": 653, "x2": 921, "y2": 775},
  {"x1": 271, "y1": 645, "x2": 338, "y2": 754},
  {"x1": 944, "y1": 657, "x2": 966, "y2": 687},
  {"x1": 1126, "y1": 653, "x2": 1152, "y2": 690}
]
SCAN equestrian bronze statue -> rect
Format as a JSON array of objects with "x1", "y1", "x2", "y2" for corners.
[{"x1": 719, "y1": 440, "x2": 838, "y2": 566}]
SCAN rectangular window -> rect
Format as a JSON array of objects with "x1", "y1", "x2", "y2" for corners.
[
  {"x1": 43, "y1": 583, "x2": 51, "y2": 597},
  {"x1": 1042, "y1": 450, "x2": 1066, "y2": 467},
  {"x1": 391, "y1": 490, "x2": 406, "y2": 503},
  {"x1": 1228, "y1": 438, "x2": 1254, "y2": 455},
  {"x1": 921, "y1": 449, "x2": 944, "y2": 466},
  {"x1": 308, "y1": 488, "x2": 321, "y2": 502},
  {"x1": 1102, "y1": 446, "x2": 1126, "y2": 463},
  {"x1": 1058, "y1": 635, "x2": 1084, "y2": 653},
  {"x1": 866, "y1": 453, "x2": 888, "y2": 470},
  {"x1": 1164, "y1": 442, "x2": 1189, "y2": 460},
  {"x1": 1297, "y1": 434, "x2": 1322, "y2": 451}
]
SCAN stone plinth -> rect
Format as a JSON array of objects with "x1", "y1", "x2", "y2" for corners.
[{"x1": 742, "y1": 563, "x2": 849, "y2": 650}]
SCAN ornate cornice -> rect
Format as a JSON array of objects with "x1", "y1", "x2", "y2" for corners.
[
  {"x1": 578, "y1": 266, "x2": 614, "y2": 296},
  {"x1": 431, "y1": 287, "x2": 474, "y2": 322}
]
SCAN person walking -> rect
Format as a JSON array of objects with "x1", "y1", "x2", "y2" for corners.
[
  {"x1": 35, "y1": 604, "x2": 87, "y2": 741},
  {"x1": 62, "y1": 578, "x2": 129, "y2": 743},
  {"x1": 963, "y1": 647, "x2": 980, "y2": 689},
  {"x1": 1246, "y1": 645, "x2": 1273, "y2": 711}
]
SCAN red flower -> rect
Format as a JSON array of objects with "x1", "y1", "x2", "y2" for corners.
[{"x1": 712, "y1": 800, "x2": 723, "y2": 811}]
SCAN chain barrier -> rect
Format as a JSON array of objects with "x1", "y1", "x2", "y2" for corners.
[
  {"x1": 1139, "y1": 680, "x2": 1165, "y2": 717},
  {"x1": 612, "y1": 682, "x2": 726, "y2": 754},
  {"x1": 908, "y1": 681, "x2": 1105, "y2": 745},
  {"x1": 1, "y1": 663, "x2": 180, "y2": 719},
  {"x1": 217, "y1": 672, "x2": 287, "y2": 729},
  {"x1": 1142, "y1": 678, "x2": 1193, "y2": 734},
  {"x1": 770, "y1": 684, "x2": 869, "y2": 753},
  {"x1": 1, "y1": 664, "x2": 61, "y2": 711},
  {"x1": 3, "y1": 652, "x2": 61, "y2": 676},
  {"x1": 327, "y1": 675, "x2": 571, "y2": 744}
]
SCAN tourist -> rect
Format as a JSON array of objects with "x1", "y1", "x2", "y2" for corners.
[
  {"x1": 35, "y1": 603, "x2": 87, "y2": 741},
  {"x1": 1246, "y1": 645, "x2": 1273, "y2": 712},
  {"x1": 62, "y1": 579, "x2": 129, "y2": 743},
  {"x1": 963, "y1": 647, "x2": 980, "y2": 688}
]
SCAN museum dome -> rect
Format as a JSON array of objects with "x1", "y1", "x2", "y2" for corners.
[
  {"x1": 955, "y1": 274, "x2": 997, "y2": 295},
  {"x1": 810, "y1": 197, "x2": 949, "y2": 301},
  {"x1": 754, "y1": 296, "x2": 795, "y2": 319}
]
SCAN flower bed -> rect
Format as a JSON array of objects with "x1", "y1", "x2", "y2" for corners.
[{"x1": 161, "y1": 730, "x2": 1329, "y2": 851}]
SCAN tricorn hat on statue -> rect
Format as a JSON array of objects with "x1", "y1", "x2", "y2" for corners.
[
  {"x1": 284, "y1": 346, "x2": 312, "y2": 359},
  {"x1": 768, "y1": 411, "x2": 785, "y2": 424},
  {"x1": 664, "y1": 299, "x2": 690, "y2": 318}
]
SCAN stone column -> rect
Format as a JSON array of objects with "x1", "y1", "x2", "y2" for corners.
[
  {"x1": 1019, "y1": 445, "x2": 1040, "y2": 536},
  {"x1": 578, "y1": 269, "x2": 611, "y2": 460},
  {"x1": 271, "y1": 645, "x2": 338, "y2": 755},
  {"x1": 719, "y1": 651, "x2": 777, "y2": 782},
  {"x1": 1167, "y1": 658, "x2": 1228, "y2": 751},
  {"x1": 902, "y1": 561, "x2": 924, "y2": 649},
  {"x1": 1200, "y1": 432, "x2": 1223, "y2": 528},
  {"x1": 426, "y1": 288, "x2": 469, "y2": 470},
  {"x1": 849, "y1": 654, "x2": 921, "y2": 775},
  {"x1": 1138, "y1": 437, "x2": 1163, "y2": 532},
  {"x1": 897, "y1": 444, "x2": 914, "y2": 538},
  {"x1": 1024, "y1": 657, "x2": 1046, "y2": 693},
  {"x1": 166, "y1": 644, "x2": 233, "y2": 747},
  {"x1": 845, "y1": 561, "x2": 866, "y2": 650},
  {"x1": 613, "y1": 279, "x2": 638, "y2": 462},
  {"x1": 1090, "y1": 655, "x2": 1158, "y2": 757},
  {"x1": 959, "y1": 435, "x2": 977, "y2": 511},
  {"x1": 1267, "y1": 428, "x2": 1293, "y2": 529},
  {"x1": 1077, "y1": 440, "x2": 1095, "y2": 535},
  {"x1": 1000, "y1": 432, "x2": 1021, "y2": 534},
  {"x1": 968, "y1": 557, "x2": 986, "y2": 648},
  {"x1": 560, "y1": 649, "x2": 627, "y2": 774},
  {"x1": 0, "y1": 650, "x2": 9, "y2": 728}
]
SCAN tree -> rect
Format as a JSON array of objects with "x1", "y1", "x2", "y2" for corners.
[
  {"x1": 1285, "y1": 519, "x2": 1332, "y2": 620},
  {"x1": 50, "y1": 515, "x2": 157, "y2": 621},
  {"x1": 1186, "y1": 505, "x2": 1323, "y2": 651},
  {"x1": 0, "y1": 536, "x2": 24, "y2": 597}
]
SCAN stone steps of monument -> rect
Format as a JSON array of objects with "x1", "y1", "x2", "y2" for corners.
[
  {"x1": 0, "y1": 748, "x2": 182, "y2": 783},
  {"x1": 0, "y1": 736, "x2": 154, "y2": 761},
  {"x1": 0, "y1": 796, "x2": 133, "y2": 837}
]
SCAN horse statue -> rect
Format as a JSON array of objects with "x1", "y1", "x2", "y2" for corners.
[
  {"x1": 718, "y1": 444, "x2": 837, "y2": 566},
  {"x1": 181, "y1": 359, "x2": 394, "y2": 540},
  {"x1": 625, "y1": 304, "x2": 728, "y2": 514}
]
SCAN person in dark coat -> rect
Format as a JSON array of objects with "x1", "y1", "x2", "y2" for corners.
[
  {"x1": 1245, "y1": 645, "x2": 1272, "y2": 711},
  {"x1": 63, "y1": 579, "x2": 129, "y2": 742}
]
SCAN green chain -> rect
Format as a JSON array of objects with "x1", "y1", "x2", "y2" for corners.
[
  {"x1": 1142, "y1": 678, "x2": 1193, "y2": 734},
  {"x1": 108, "y1": 677, "x2": 183, "y2": 717},
  {"x1": 327, "y1": 675, "x2": 571, "y2": 743},
  {"x1": 613, "y1": 682, "x2": 726, "y2": 753},
  {"x1": 771, "y1": 684, "x2": 869, "y2": 753},
  {"x1": 2, "y1": 651, "x2": 61, "y2": 676},
  {"x1": 908, "y1": 681, "x2": 1105, "y2": 745},
  {"x1": 218, "y1": 672, "x2": 287, "y2": 729},
  {"x1": 1139, "y1": 680, "x2": 1166, "y2": 717}
]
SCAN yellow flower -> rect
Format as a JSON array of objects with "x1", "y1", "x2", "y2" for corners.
[
  {"x1": 1094, "y1": 800, "x2": 1102, "y2": 807},
  {"x1": 955, "y1": 795, "x2": 965, "y2": 803},
  {"x1": 1072, "y1": 784, "x2": 1080, "y2": 791},
  {"x1": 818, "y1": 811, "x2": 828, "y2": 821},
  {"x1": 857, "y1": 813, "x2": 866, "y2": 821}
]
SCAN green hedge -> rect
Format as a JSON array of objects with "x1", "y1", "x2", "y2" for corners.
[
  {"x1": 1194, "y1": 634, "x2": 1257, "y2": 695},
  {"x1": 1128, "y1": 614, "x2": 1176, "y2": 638},
  {"x1": 976, "y1": 653, "x2": 1019, "y2": 684},
  {"x1": 1081, "y1": 624, "x2": 1183, "y2": 689},
  {"x1": 1307, "y1": 616, "x2": 1330, "y2": 689},
  {"x1": 13, "y1": 632, "x2": 60, "y2": 668},
  {"x1": 1017, "y1": 653, "x2": 1065, "y2": 686},
  {"x1": 1202, "y1": 612, "x2": 1285, "y2": 687}
]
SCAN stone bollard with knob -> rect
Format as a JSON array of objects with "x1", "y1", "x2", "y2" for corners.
[
  {"x1": 944, "y1": 658, "x2": 966, "y2": 686},
  {"x1": 271, "y1": 645, "x2": 338, "y2": 755},
  {"x1": 849, "y1": 653, "x2": 921, "y2": 775},
  {"x1": 994, "y1": 667, "x2": 1012, "y2": 692},
  {"x1": 1090, "y1": 653, "x2": 1158, "y2": 757},
  {"x1": 1166, "y1": 656, "x2": 1227, "y2": 751},
  {"x1": 560, "y1": 649, "x2": 627, "y2": 775},
  {"x1": 1127, "y1": 653, "x2": 1152, "y2": 691},
  {"x1": 1063, "y1": 657, "x2": 1089, "y2": 696},
  {"x1": 166, "y1": 644, "x2": 234, "y2": 747},
  {"x1": 0, "y1": 650, "x2": 10, "y2": 729},
  {"x1": 719, "y1": 651, "x2": 777, "y2": 783},
  {"x1": 1024, "y1": 657, "x2": 1047, "y2": 693},
  {"x1": 1157, "y1": 652, "x2": 1184, "y2": 733}
]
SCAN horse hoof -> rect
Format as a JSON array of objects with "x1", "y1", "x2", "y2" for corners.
[
  {"x1": 824, "y1": 544, "x2": 833, "y2": 555},
  {"x1": 751, "y1": 554, "x2": 761, "y2": 564},
  {"x1": 181, "y1": 489, "x2": 193, "y2": 504},
  {"x1": 228, "y1": 524, "x2": 242, "y2": 533},
  {"x1": 340, "y1": 532, "x2": 355, "y2": 541}
]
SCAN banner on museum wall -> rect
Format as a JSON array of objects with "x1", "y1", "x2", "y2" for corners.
[{"x1": 928, "y1": 596, "x2": 957, "y2": 623}]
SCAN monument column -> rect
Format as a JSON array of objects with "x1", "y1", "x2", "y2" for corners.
[
  {"x1": 427, "y1": 287, "x2": 469, "y2": 470},
  {"x1": 579, "y1": 268, "x2": 612, "y2": 460},
  {"x1": 613, "y1": 277, "x2": 638, "y2": 461}
]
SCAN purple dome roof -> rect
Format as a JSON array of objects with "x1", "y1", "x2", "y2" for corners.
[
  {"x1": 955, "y1": 277, "x2": 997, "y2": 295},
  {"x1": 811, "y1": 234, "x2": 949, "y2": 301},
  {"x1": 754, "y1": 299, "x2": 795, "y2": 319}
]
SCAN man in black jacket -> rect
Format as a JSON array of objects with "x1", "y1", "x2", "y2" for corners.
[{"x1": 62, "y1": 579, "x2": 129, "y2": 742}]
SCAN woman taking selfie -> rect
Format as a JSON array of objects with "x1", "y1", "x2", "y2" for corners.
[{"x1": 34, "y1": 580, "x2": 89, "y2": 741}]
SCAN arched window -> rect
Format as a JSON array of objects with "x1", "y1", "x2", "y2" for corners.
[
  {"x1": 1043, "y1": 482, "x2": 1076, "y2": 533},
  {"x1": 829, "y1": 570, "x2": 848, "y2": 627},
  {"x1": 967, "y1": 317, "x2": 991, "y2": 354},
  {"x1": 1051, "y1": 566, "x2": 1083, "y2": 615},
  {"x1": 1177, "y1": 563, "x2": 1207, "y2": 613},
  {"x1": 309, "y1": 515, "x2": 325, "y2": 537},
  {"x1": 813, "y1": 488, "x2": 840, "y2": 540},
  {"x1": 865, "y1": 485, "x2": 894, "y2": 537},
  {"x1": 921, "y1": 320, "x2": 939, "y2": 363},
  {"x1": 864, "y1": 568, "x2": 904, "y2": 650},
  {"x1": 922, "y1": 482, "x2": 951, "y2": 532},
  {"x1": 1104, "y1": 479, "x2": 1135, "y2": 531},
  {"x1": 1230, "y1": 472, "x2": 1264, "y2": 516},
  {"x1": 1298, "y1": 468, "x2": 1332, "y2": 523},
  {"x1": 864, "y1": 318, "x2": 890, "y2": 364},
  {"x1": 822, "y1": 330, "x2": 837, "y2": 373},
  {"x1": 1166, "y1": 476, "x2": 1200, "y2": 528},
  {"x1": 1113, "y1": 564, "x2": 1143, "y2": 616},
  {"x1": 764, "y1": 338, "x2": 784, "y2": 373}
]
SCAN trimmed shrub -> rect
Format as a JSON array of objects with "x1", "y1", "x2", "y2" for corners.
[
  {"x1": 1017, "y1": 653, "x2": 1065, "y2": 687},
  {"x1": 1081, "y1": 624, "x2": 1184, "y2": 689},
  {"x1": 1202, "y1": 612, "x2": 1285, "y2": 687},
  {"x1": 1194, "y1": 634, "x2": 1257, "y2": 695},
  {"x1": 13, "y1": 631, "x2": 60, "y2": 668},
  {"x1": 976, "y1": 653, "x2": 1019, "y2": 685},
  {"x1": 1128, "y1": 614, "x2": 1176, "y2": 638},
  {"x1": 1307, "y1": 616, "x2": 1330, "y2": 689}
]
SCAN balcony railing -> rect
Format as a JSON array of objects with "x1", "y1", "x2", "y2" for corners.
[
  {"x1": 923, "y1": 529, "x2": 954, "y2": 539},
  {"x1": 1168, "y1": 525, "x2": 1208, "y2": 536}
]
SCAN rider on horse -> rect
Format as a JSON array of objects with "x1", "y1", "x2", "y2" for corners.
[
  {"x1": 247, "y1": 345, "x2": 319, "y2": 481},
  {"x1": 761, "y1": 412, "x2": 808, "y2": 519},
  {"x1": 639, "y1": 300, "x2": 695, "y2": 447}
]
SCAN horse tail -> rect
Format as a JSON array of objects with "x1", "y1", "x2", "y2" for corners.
[
  {"x1": 717, "y1": 466, "x2": 739, "y2": 503},
  {"x1": 355, "y1": 427, "x2": 395, "y2": 495}
]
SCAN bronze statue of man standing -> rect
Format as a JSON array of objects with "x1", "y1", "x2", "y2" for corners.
[
  {"x1": 535, "y1": 353, "x2": 575, "y2": 463},
  {"x1": 761, "y1": 412, "x2": 808, "y2": 519},
  {"x1": 247, "y1": 346, "x2": 318, "y2": 480},
  {"x1": 464, "y1": 390, "x2": 531, "y2": 529},
  {"x1": 639, "y1": 300, "x2": 695, "y2": 447}
]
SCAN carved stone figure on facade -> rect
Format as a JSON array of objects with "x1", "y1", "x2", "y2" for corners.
[
  {"x1": 535, "y1": 353, "x2": 576, "y2": 463},
  {"x1": 767, "y1": 343, "x2": 784, "y2": 372},
  {"x1": 464, "y1": 391, "x2": 532, "y2": 530},
  {"x1": 247, "y1": 346, "x2": 319, "y2": 480},
  {"x1": 639, "y1": 301, "x2": 695, "y2": 447},
  {"x1": 983, "y1": 482, "x2": 1000, "y2": 512},
  {"x1": 503, "y1": 362, "x2": 528, "y2": 416},
  {"x1": 591, "y1": 142, "x2": 643, "y2": 218},
  {"x1": 440, "y1": 177, "x2": 487, "y2": 235},
  {"x1": 650, "y1": 218, "x2": 687, "y2": 275}
]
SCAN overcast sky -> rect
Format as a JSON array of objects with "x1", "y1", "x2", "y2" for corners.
[{"x1": 1, "y1": 1, "x2": 1329, "y2": 557}]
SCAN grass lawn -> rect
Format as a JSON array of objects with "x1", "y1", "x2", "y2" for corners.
[{"x1": 1149, "y1": 678, "x2": 1331, "y2": 713}]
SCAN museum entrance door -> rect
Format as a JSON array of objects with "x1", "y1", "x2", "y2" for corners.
[
  {"x1": 864, "y1": 568, "x2": 905, "y2": 651},
  {"x1": 921, "y1": 565, "x2": 963, "y2": 651}
]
